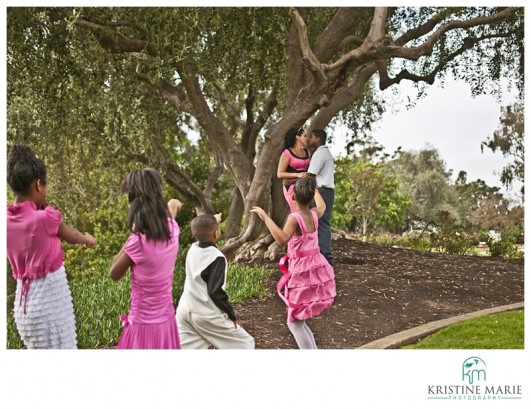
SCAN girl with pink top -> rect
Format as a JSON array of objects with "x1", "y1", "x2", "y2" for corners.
[
  {"x1": 109, "y1": 168, "x2": 182, "y2": 349},
  {"x1": 277, "y1": 128, "x2": 312, "y2": 211},
  {"x1": 251, "y1": 177, "x2": 336, "y2": 349},
  {"x1": 7, "y1": 143, "x2": 96, "y2": 349}
]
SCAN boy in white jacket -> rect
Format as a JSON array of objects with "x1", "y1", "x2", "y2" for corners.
[{"x1": 176, "y1": 214, "x2": 255, "y2": 349}]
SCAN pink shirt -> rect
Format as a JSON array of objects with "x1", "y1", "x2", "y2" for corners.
[
  {"x1": 123, "y1": 219, "x2": 180, "y2": 324},
  {"x1": 7, "y1": 201, "x2": 64, "y2": 280},
  {"x1": 281, "y1": 148, "x2": 311, "y2": 173}
]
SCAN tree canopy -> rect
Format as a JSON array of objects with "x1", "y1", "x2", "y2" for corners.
[{"x1": 7, "y1": 7, "x2": 524, "y2": 258}]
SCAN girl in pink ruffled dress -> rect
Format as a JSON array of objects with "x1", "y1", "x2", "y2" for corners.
[
  {"x1": 251, "y1": 177, "x2": 336, "y2": 349},
  {"x1": 7, "y1": 143, "x2": 96, "y2": 349},
  {"x1": 110, "y1": 168, "x2": 182, "y2": 349}
]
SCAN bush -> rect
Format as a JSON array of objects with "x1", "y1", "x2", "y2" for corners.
[
  {"x1": 405, "y1": 234, "x2": 432, "y2": 252},
  {"x1": 429, "y1": 210, "x2": 474, "y2": 255},
  {"x1": 487, "y1": 232, "x2": 523, "y2": 258}
]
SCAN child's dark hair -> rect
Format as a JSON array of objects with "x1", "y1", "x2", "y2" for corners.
[
  {"x1": 121, "y1": 168, "x2": 171, "y2": 241},
  {"x1": 7, "y1": 143, "x2": 47, "y2": 195},
  {"x1": 294, "y1": 177, "x2": 316, "y2": 206},
  {"x1": 191, "y1": 214, "x2": 219, "y2": 243},
  {"x1": 283, "y1": 128, "x2": 305, "y2": 149}
]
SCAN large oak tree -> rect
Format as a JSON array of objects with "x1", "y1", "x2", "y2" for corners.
[{"x1": 7, "y1": 7, "x2": 523, "y2": 259}]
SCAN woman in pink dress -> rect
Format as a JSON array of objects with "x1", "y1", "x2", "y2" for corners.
[
  {"x1": 277, "y1": 128, "x2": 312, "y2": 211},
  {"x1": 109, "y1": 168, "x2": 182, "y2": 349},
  {"x1": 251, "y1": 177, "x2": 336, "y2": 349}
]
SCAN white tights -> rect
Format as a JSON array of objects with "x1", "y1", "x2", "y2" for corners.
[{"x1": 287, "y1": 319, "x2": 317, "y2": 349}]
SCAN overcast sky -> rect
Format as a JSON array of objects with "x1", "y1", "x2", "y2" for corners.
[{"x1": 329, "y1": 76, "x2": 522, "y2": 201}]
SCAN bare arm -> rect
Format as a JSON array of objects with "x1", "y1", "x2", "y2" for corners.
[
  {"x1": 250, "y1": 207, "x2": 298, "y2": 246},
  {"x1": 57, "y1": 222, "x2": 96, "y2": 247},
  {"x1": 109, "y1": 244, "x2": 132, "y2": 281},
  {"x1": 167, "y1": 198, "x2": 182, "y2": 220},
  {"x1": 277, "y1": 156, "x2": 307, "y2": 181},
  {"x1": 313, "y1": 188, "x2": 326, "y2": 219}
]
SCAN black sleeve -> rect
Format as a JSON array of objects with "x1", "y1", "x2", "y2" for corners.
[{"x1": 200, "y1": 257, "x2": 237, "y2": 321}]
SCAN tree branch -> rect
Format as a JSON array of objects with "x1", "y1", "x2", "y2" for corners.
[
  {"x1": 175, "y1": 59, "x2": 254, "y2": 195},
  {"x1": 394, "y1": 7, "x2": 465, "y2": 47},
  {"x1": 377, "y1": 31, "x2": 517, "y2": 89},
  {"x1": 325, "y1": 7, "x2": 518, "y2": 73},
  {"x1": 57, "y1": 8, "x2": 156, "y2": 54},
  {"x1": 311, "y1": 63, "x2": 378, "y2": 130},
  {"x1": 313, "y1": 8, "x2": 367, "y2": 62},
  {"x1": 138, "y1": 132, "x2": 215, "y2": 214},
  {"x1": 385, "y1": 7, "x2": 518, "y2": 61},
  {"x1": 214, "y1": 83, "x2": 246, "y2": 130},
  {"x1": 135, "y1": 65, "x2": 192, "y2": 112},
  {"x1": 203, "y1": 151, "x2": 224, "y2": 202},
  {"x1": 290, "y1": 8, "x2": 327, "y2": 87}
]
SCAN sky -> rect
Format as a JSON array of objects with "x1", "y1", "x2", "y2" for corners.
[{"x1": 329, "y1": 76, "x2": 523, "y2": 201}]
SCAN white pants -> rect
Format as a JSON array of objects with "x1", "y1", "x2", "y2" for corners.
[{"x1": 176, "y1": 308, "x2": 255, "y2": 349}]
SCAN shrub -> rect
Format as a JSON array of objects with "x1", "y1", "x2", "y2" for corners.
[
  {"x1": 405, "y1": 234, "x2": 433, "y2": 252},
  {"x1": 487, "y1": 232, "x2": 523, "y2": 258},
  {"x1": 429, "y1": 210, "x2": 474, "y2": 255}
]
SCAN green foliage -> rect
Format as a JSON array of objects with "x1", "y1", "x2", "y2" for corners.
[
  {"x1": 402, "y1": 310, "x2": 524, "y2": 349},
  {"x1": 70, "y1": 265, "x2": 132, "y2": 348},
  {"x1": 388, "y1": 147, "x2": 457, "y2": 222},
  {"x1": 6, "y1": 312, "x2": 24, "y2": 349},
  {"x1": 429, "y1": 210, "x2": 474, "y2": 255},
  {"x1": 405, "y1": 234, "x2": 433, "y2": 252},
  {"x1": 225, "y1": 264, "x2": 274, "y2": 303},
  {"x1": 6, "y1": 259, "x2": 273, "y2": 349},
  {"x1": 64, "y1": 206, "x2": 129, "y2": 277},
  {"x1": 332, "y1": 157, "x2": 411, "y2": 234},
  {"x1": 486, "y1": 232, "x2": 523, "y2": 259},
  {"x1": 481, "y1": 102, "x2": 524, "y2": 195}
]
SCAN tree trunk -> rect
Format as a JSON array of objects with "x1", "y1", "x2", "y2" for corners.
[{"x1": 224, "y1": 187, "x2": 244, "y2": 240}]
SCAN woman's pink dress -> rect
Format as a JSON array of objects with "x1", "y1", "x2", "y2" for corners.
[
  {"x1": 117, "y1": 219, "x2": 181, "y2": 349},
  {"x1": 277, "y1": 210, "x2": 336, "y2": 322},
  {"x1": 280, "y1": 148, "x2": 311, "y2": 211}
]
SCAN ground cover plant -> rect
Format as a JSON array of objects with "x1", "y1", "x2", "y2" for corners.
[{"x1": 6, "y1": 263, "x2": 273, "y2": 349}]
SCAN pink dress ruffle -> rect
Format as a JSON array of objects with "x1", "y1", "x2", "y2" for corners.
[
  {"x1": 117, "y1": 315, "x2": 180, "y2": 349},
  {"x1": 279, "y1": 210, "x2": 336, "y2": 322}
]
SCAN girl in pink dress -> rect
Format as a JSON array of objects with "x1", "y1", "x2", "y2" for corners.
[
  {"x1": 251, "y1": 177, "x2": 336, "y2": 349},
  {"x1": 277, "y1": 128, "x2": 312, "y2": 211},
  {"x1": 109, "y1": 168, "x2": 182, "y2": 349},
  {"x1": 7, "y1": 143, "x2": 96, "y2": 349}
]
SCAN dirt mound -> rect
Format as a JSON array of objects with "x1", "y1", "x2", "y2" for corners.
[{"x1": 234, "y1": 237, "x2": 524, "y2": 349}]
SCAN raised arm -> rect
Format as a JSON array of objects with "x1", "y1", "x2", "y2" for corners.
[
  {"x1": 250, "y1": 207, "x2": 298, "y2": 246},
  {"x1": 313, "y1": 188, "x2": 326, "y2": 219},
  {"x1": 167, "y1": 198, "x2": 182, "y2": 220},
  {"x1": 57, "y1": 222, "x2": 96, "y2": 247}
]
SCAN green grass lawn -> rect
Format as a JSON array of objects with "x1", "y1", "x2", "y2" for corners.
[{"x1": 402, "y1": 310, "x2": 524, "y2": 349}]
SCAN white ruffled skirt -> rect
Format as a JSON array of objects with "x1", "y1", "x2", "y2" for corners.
[{"x1": 13, "y1": 265, "x2": 77, "y2": 349}]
